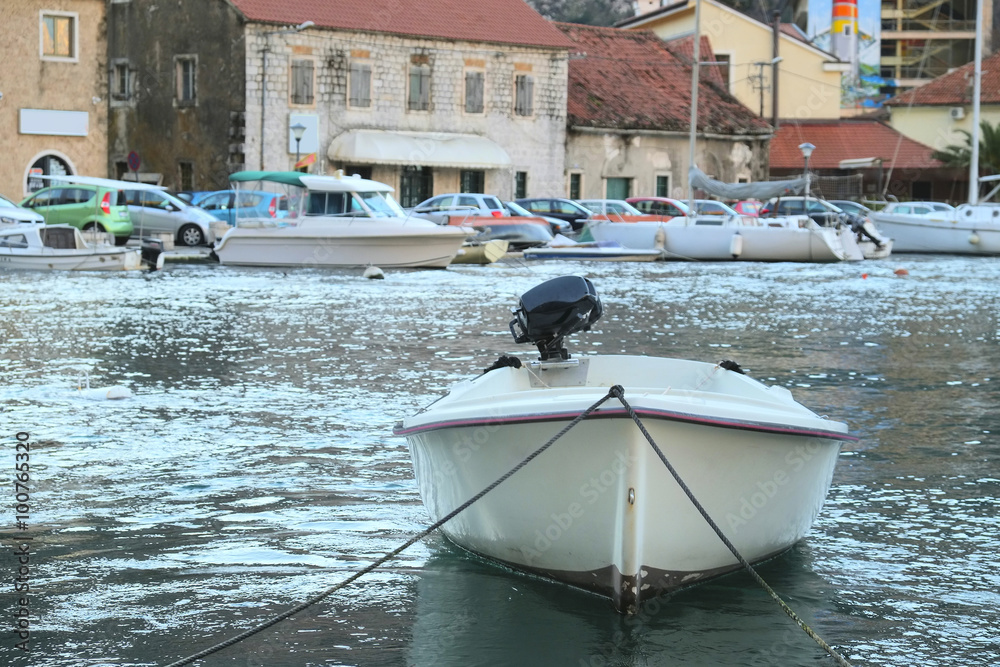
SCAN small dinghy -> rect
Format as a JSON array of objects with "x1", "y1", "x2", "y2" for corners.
[{"x1": 395, "y1": 276, "x2": 855, "y2": 612}]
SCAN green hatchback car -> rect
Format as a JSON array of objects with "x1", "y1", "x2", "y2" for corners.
[{"x1": 21, "y1": 180, "x2": 133, "y2": 245}]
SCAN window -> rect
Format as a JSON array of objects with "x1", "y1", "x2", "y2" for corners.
[
  {"x1": 291, "y1": 60, "x2": 314, "y2": 105},
  {"x1": 175, "y1": 56, "x2": 197, "y2": 104},
  {"x1": 515, "y1": 75, "x2": 534, "y2": 116},
  {"x1": 460, "y1": 170, "x2": 485, "y2": 193},
  {"x1": 400, "y1": 166, "x2": 432, "y2": 208},
  {"x1": 178, "y1": 161, "x2": 194, "y2": 191},
  {"x1": 112, "y1": 62, "x2": 131, "y2": 100},
  {"x1": 41, "y1": 13, "x2": 76, "y2": 60},
  {"x1": 349, "y1": 62, "x2": 372, "y2": 107},
  {"x1": 408, "y1": 63, "x2": 431, "y2": 111},
  {"x1": 514, "y1": 171, "x2": 527, "y2": 199},
  {"x1": 465, "y1": 71, "x2": 484, "y2": 113},
  {"x1": 656, "y1": 175, "x2": 671, "y2": 197},
  {"x1": 569, "y1": 173, "x2": 581, "y2": 200},
  {"x1": 715, "y1": 54, "x2": 731, "y2": 93}
]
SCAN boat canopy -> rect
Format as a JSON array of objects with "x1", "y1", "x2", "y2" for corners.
[
  {"x1": 229, "y1": 171, "x2": 393, "y2": 194},
  {"x1": 689, "y1": 167, "x2": 807, "y2": 201}
]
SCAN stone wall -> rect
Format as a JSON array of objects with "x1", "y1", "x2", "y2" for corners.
[
  {"x1": 566, "y1": 129, "x2": 770, "y2": 199},
  {"x1": 245, "y1": 26, "x2": 568, "y2": 199},
  {"x1": 0, "y1": 0, "x2": 107, "y2": 198}
]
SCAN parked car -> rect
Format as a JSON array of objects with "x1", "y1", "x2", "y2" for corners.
[
  {"x1": 877, "y1": 201, "x2": 954, "y2": 216},
  {"x1": 21, "y1": 178, "x2": 133, "y2": 245},
  {"x1": 124, "y1": 187, "x2": 217, "y2": 246},
  {"x1": 411, "y1": 193, "x2": 506, "y2": 224},
  {"x1": 513, "y1": 198, "x2": 593, "y2": 231},
  {"x1": 504, "y1": 200, "x2": 573, "y2": 235},
  {"x1": 0, "y1": 193, "x2": 44, "y2": 224},
  {"x1": 193, "y1": 190, "x2": 290, "y2": 226},
  {"x1": 732, "y1": 200, "x2": 762, "y2": 216},
  {"x1": 626, "y1": 196, "x2": 689, "y2": 218},
  {"x1": 694, "y1": 199, "x2": 741, "y2": 216},
  {"x1": 577, "y1": 199, "x2": 646, "y2": 217},
  {"x1": 827, "y1": 200, "x2": 873, "y2": 217},
  {"x1": 759, "y1": 197, "x2": 844, "y2": 227}
]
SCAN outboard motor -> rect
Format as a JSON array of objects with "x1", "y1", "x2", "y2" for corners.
[{"x1": 509, "y1": 276, "x2": 603, "y2": 361}]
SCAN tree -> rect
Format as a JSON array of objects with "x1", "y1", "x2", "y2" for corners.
[
  {"x1": 931, "y1": 120, "x2": 1000, "y2": 176},
  {"x1": 525, "y1": 0, "x2": 632, "y2": 26}
]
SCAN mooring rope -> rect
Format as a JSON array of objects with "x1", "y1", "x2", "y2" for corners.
[
  {"x1": 608, "y1": 385, "x2": 854, "y2": 667},
  {"x1": 163, "y1": 389, "x2": 618, "y2": 667}
]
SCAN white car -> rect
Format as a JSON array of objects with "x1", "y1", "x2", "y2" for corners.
[
  {"x1": 577, "y1": 199, "x2": 645, "y2": 216},
  {"x1": 123, "y1": 188, "x2": 217, "y2": 246},
  {"x1": 879, "y1": 201, "x2": 954, "y2": 216},
  {"x1": 411, "y1": 193, "x2": 506, "y2": 224},
  {"x1": 0, "y1": 193, "x2": 44, "y2": 224}
]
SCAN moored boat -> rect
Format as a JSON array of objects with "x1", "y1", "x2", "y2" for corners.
[
  {"x1": 213, "y1": 171, "x2": 471, "y2": 269},
  {"x1": 395, "y1": 276, "x2": 855, "y2": 612},
  {"x1": 0, "y1": 222, "x2": 161, "y2": 271}
]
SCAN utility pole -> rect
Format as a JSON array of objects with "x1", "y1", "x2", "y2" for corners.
[{"x1": 771, "y1": 10, "x2": 781, "y2": 128}]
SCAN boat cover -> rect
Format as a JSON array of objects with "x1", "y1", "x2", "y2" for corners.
[{"x1": 689, "y1": 167, "x2": 807, "y2": 201}]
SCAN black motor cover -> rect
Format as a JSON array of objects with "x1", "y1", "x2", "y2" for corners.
[{"x1": 509, "y1": 276, "x2": 603, "y2": 360}]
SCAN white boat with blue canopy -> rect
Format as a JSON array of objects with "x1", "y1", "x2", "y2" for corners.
[{"x1": 213, "y1": 170, "x2": 470, "y2": 269}]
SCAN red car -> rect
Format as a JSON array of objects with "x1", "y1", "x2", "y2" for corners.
[{"x1": 732, "y1": 200, "x2": 762, "y2": 216}]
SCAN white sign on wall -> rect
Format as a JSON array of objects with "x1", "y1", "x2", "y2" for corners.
[{"x1": 19, "y1": 109, "x2": 89, "y2": 137}]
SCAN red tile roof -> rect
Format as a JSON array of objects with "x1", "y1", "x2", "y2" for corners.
[
  {"x1": 229, "y1": 0, "x2": 574, "y2": 49},
  {"x1": 556, "y1": 23, "x2": 770, "y2": 135},
  {"x1": 886, "y1": 51, "x2": 1000, "y2": 106},
  {"x1": 780, "y1": 23, "x2": 810, "y2": 44},
  {"x1": 770, "y1": 120, "x2": 940, "y2": 169}
]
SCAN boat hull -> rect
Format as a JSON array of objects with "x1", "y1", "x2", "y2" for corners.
[
  {"x1": 213, "y1": 224, "x2": 469, "y2": 268},
  {"x1": 587, "y1": 220, "x2": 848, "y2": 262},
  {"x1": 397, "y1": 355, "x2": 852, "y2": 612},
  {"x1": 0, "y1": 247, "x2": 143, "y2": 271},
  {"x1": 872, "y1": 211, "x2": 1000, "y2": 254}
]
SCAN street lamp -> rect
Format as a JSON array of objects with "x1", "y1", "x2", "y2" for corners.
[
  {"x1": 799, "y1": 142, "x2": 815, "y2": 212},
  {"x1": 259, "y1": 20, "x2": 315, "y2": 169},
  {"x1": 290, "y1": 122, "x2": 306, "y2": 170}
]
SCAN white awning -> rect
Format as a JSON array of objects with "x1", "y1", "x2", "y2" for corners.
[{"x1": 327, "y1": 130, "x2": 511, "y2": 169}]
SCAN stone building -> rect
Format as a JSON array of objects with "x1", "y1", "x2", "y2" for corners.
[
  {"x1": 106, "y1": 0, "x2": 572, "y2": 203},
  {"x1": 557, "y1": 24, "x2": 772, "y2": 200},
  {"x1": 0, "y1": 0, "x2": 108, "y2": 198}
]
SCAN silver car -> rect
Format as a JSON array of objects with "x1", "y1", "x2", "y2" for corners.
[
  {"x1": 124, "y1": 188, "x2": 216, "y2": 246},
  {"x1": 0, "y1": 193, "x2": 44, "y2": 224}
]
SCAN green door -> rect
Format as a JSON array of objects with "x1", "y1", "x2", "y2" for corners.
[{"x1": 606, "y1": 178, "x2": 631, "y2": 200}]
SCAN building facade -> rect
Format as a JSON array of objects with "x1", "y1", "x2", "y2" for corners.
[
  {"x1": 618, "y1": 0, "x2": 848, "y2": 121},
  {"x1": 558, "y1": 24, "x2": 772, "y2": 200},
  {"x1": 0, "y1": 0, "x2": 108, "y2": 198}
]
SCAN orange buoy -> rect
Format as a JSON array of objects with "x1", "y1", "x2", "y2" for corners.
[
  {"x1": 894, "y1": 268, "x2": 909, "y2": 276},
  {"x1": 861, "y1": 273, "x2": 868, "y2": 279}
]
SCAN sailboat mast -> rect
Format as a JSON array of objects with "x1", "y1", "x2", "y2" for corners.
[
  {"x1": 687, "y1": 0, "x2": 702, "y2": 215},
  {"x1": 969, "y1": 0, "x2": 983, "y2": 205}
]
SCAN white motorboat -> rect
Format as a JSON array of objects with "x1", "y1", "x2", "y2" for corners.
[
  {"x1": 871, "y1": 203, "x2": 1000, "y2": 254},
  {"x1": 213, "y1": 171, "x2": 470, "y2": 269},
  {"x1": 0, "y1": 222, "x2": 161, "y2": 271},
  {"x1": 396, "y1": 276, "x2": 855, "y2": 612},
  {"x1": 586, "y1": 215, "x2": 851, "y2": 262}
]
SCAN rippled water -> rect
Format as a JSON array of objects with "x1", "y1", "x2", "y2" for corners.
[{"x1": 2, "y1": 256, "x2": 999, "y2": 667}]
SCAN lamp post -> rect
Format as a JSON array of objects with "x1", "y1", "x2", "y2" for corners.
[
  {"x1": 291, "y1": 122, "x2": 306, "y2": 170},
  {"x1": 799, "y1": 142, "x2": 815, "y2": 213},
  {"x1": 259, "y1": 20, "x2": 314, "y2": 169}
]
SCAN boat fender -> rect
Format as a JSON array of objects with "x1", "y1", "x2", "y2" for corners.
[
  {"x1": 729, "y1": 233, "x2": 743, "y2": 258},
  {"x1": 483, "y1": 354, "x2": 522, "y2": 374},
  {"x1": 363, "y1": 266, "x2": 385, "y2": 279},
  {"x1": 718, "y1": 359, "x2": 745, "y2": 375},
  {"x1": 654, "y1": 226, "x2": 666, "y2": 250},
  {"x1": 969, "y1": 232, "x2": 981, "y2": 245}
]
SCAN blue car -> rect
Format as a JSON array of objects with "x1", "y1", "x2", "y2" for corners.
[{"x1": 192, "y1": 190, "x2": 289, "y2": 226}]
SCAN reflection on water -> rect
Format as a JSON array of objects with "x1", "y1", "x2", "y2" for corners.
[{"x1": 1, "y1": 256, "x2": 999, "y2": 666}]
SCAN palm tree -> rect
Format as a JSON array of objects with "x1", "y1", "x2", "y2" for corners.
[{"x1": 931, "y1": 120, "x2": 1000, "y2": 175}]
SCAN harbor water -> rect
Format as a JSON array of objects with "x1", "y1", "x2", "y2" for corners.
[{"x1": 2, "y1": 256, "x2": 999, "y2": 666}]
